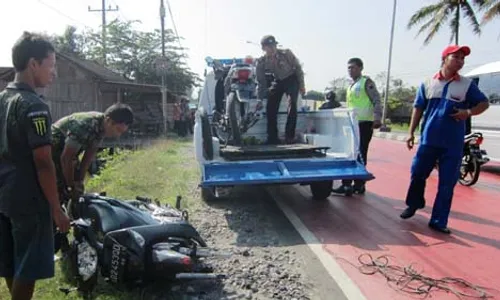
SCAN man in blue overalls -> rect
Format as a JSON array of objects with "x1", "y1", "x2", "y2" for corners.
[{"x1": 400, "y1": 45, "x2": 489, "y2": 234}]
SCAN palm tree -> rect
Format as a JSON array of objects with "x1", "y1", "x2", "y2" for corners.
[
  {"x1": 478, "y1": 0, "x2": 500, "y2": 26},
  {"x1": 407, "y1": 0, "x2": 484, "y2": 45}
]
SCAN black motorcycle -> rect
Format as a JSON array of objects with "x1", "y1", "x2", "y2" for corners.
[
  {"x1": 459, "y1": 132, "x2": 490, "y2": 186},
  {"x1": 56, "y1": 193, "x2": 226, "y2": 297}
]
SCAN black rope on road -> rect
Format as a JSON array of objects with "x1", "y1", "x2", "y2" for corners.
[{"x1": 336, "y1": 253, "x2": 496, "y2": 299}]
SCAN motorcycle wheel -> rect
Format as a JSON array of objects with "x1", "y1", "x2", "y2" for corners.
[
  {"x1": 226, "y1": 92, "x2": 242, "y2": 145},
  {"x1": 459, "y1": 155, "x2": 480, "y2": 186}
]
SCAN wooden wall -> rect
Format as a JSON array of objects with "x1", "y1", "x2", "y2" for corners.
[{"x1": 44, "y1": 58, "x2": 99, "y2": 122}]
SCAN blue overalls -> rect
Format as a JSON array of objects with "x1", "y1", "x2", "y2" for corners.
[{"x1": 405, "y1": 73, "x2": 487, "y2": 228}]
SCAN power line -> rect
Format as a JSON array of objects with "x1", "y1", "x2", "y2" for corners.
[
  {"x1": 88, "y1": 0, "x2": 119, "y2": 65},
  {"x1": 38, "y1": 0, "x2": 90, "y2": 29},
  {"x1": 110, "y1": 0, "x2": 128, "y2": 22},
  {"x1": 166, "y1": 0, "x2": 186, "y2": 62},
  {"x1": 37, "y1": 0, "x2": 103, "y2": 46}
]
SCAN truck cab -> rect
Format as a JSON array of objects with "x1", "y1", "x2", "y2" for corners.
[{"x1": 193, "y1": 57, "x2": 374, "y2": 201}]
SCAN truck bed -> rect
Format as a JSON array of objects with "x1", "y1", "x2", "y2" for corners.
[{"x1": 220, "y1": 143, "x2": 329, "y2": 161}]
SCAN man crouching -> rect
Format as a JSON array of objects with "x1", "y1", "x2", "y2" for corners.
[{"x1": 51, "y1": 103, "x2": 133, "y2": 218}]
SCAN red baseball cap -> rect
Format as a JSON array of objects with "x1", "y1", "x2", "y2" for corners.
[{"x1": 442, "y1": 45, "x2": 471, "y2": 59}]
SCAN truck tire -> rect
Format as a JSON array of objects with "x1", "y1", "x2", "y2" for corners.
[
  {"x1": 310, "y1": 181, "x2": 333, "y2": 201},
  {"x1": 199, "y1": 107, "x2": 214, "y2": 160},
  {"x1": 201, "y1": 186, "x2": 217, "y2": 202},
  {"x1": 226, "y1": 92, "x2": 242, "y2": 145}
]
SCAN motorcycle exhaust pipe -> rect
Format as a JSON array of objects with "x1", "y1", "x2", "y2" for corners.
[
  {"x1": 194, "y1": 248, "x2": 232, "y2": 258},
  {"x1": 175, "y1": 273, "x2": 226, "y2": 280}
]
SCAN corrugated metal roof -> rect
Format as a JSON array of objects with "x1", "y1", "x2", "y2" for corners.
[{"x1": 57, "y1": 52, "x2": 131, "y2": 83}]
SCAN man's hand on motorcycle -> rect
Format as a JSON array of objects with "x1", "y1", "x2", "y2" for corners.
[
  {"x1": 53, "y1": 206, "x2": 70, "y2": 233},
  {"x1": 406, "y1": 135, "x2": 415, "y2": 150}
]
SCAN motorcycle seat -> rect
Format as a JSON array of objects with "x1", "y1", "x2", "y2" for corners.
[
  {"x1": 85, "y1": 197, "x2": 161, "y2": 235},
  {"x1": 464, "y1": 132, "x2": 482, "y2": 143}
]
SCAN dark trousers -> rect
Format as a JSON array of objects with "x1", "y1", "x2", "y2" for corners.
[
  {"x1": 405, "y1": 145, "x2": 462, "y2": 228},
  {"x1": 266, "y1": 75, "x2": 300, "y2": 142},
  {"x1": 342, "y1": 121, "x2": 373, "y2": 187}
]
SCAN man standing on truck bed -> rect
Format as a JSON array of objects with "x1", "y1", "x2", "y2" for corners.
[
  {"x1": 332, "y1": 58, "x2": 382, "y2": 196},
  {"x1": 256, "y1": 35, "x2": 306, "y2": 145},
  {"x1": 51, "y1": 104, "x2": 133, "y2": 218}
]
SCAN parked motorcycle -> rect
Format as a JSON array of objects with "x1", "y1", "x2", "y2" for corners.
[
  {"x1": 207, "y1": 57, "x2": 263, "y2": 145},
  {"x1": 57, "y1": 193, "x2": 227, "y2": 297},
  {"x1": 459, "y1": 132, "x2": 490, "y2": 186}
]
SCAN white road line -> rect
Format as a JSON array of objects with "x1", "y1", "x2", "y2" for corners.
[{"x1": 268, "y1": 187, "x2": 367, "y2": 300}]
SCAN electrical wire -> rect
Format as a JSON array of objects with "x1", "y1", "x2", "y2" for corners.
[{"x1": 337, "y1": 253, "x2": 496, "y2": 299}]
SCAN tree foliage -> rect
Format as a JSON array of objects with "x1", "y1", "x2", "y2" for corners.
[
  {"x1": 50, "y1": 19, "x2": 200, "y2": 95},
  {"x1": 328, "y1": 73, "x2": 417, "y2": 120},
  {"x1": 479, "y1": 0, "x2": 500, "y2": 25},
  {"x1": 304, "y1": 90, "x2": 324, "y2": 100},
  {"x1": 407, "y1": 0, "x2": 486, "y2": 45}
]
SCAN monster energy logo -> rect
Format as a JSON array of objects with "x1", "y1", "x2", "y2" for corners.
[{"x1": 32, "y1": 117, "x2": 47, "y2": 136}]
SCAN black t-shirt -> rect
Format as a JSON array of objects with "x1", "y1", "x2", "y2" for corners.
[{"x1": 0, "y1": 82, "x2": 53, "y2": 216}]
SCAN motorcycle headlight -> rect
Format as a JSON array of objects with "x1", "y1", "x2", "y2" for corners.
[{"x1": 77, "y1": 239, "x2": 98, "y2": 281}]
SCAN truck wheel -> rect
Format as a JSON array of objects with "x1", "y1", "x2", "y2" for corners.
[
  {"x1": 310, "y1": 181, "x2": 333, "y2": 201},
  {"x1": 226, "y1": 92, "x2": 242, "y2": 145},
  {"x1": 201, "y1": 186, "x2": 218, "y2": 202},
  {"x1": 199, "y1": 107, "x2": 214, "y2": 160}
]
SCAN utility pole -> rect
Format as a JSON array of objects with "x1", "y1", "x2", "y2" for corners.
[
  {"x1": 381, "y1": 0, "x2": 397, "y2": 132},
  {"x1": 88, "y1": 0, "x2": 119, "y2": 65},
  {"x1": 160, "y1": 0, "x2": 168, "y2": 136}
]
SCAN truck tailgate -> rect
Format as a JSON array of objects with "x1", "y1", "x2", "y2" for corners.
[{"x1": 200, "y1": 159, "x2": 374, "y2": 187}]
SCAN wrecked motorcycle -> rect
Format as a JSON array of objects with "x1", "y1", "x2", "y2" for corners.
[{"x1": 56, "y1": 193, "x2": 227, "y2": 297}]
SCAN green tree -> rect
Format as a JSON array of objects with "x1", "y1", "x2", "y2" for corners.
[
  {"x1": 51, "y1": 20, "x2": 200, "y2": 94},
  {"x1": 329, "y1": 77, "x2": 350, "y2": 102},
  {"x1": 304, "y1": 90, "x2": 324, "y2": 100},
  {"x1": 478, "y1": 0, "x2": 500, "y2": 26},
  {"x1": 407, "y1": 0, "x2": 484, "y2": 45},
  {"x1": 51, "y1": 26, "x2": 84, "y2": 56},
  {"x1": 82, "y1": 19, "x2": 200, "y2": 93}
]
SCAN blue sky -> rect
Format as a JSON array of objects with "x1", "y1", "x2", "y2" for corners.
[{"x1": 1, "y1": 0, "x2": 499, "y2": 92}]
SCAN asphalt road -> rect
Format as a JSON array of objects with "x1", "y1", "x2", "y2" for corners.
[{"x1": 273, "y1": 138, "x2": 500, "y2": 300}]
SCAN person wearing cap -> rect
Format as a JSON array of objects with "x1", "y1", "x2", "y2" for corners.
[
  {"x1": 256, "y1": 35, "x2": 305, "y2": 144},
  {"x1": 400, "y1": 45, "x2": 489, "y2": 234},
  {"x1": 319, "y1": 91, "x2": 341, "y2": 110}
]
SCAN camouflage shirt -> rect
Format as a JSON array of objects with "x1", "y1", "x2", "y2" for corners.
[
  {"x1": 51, "y1": 111, "x2": 105, "y2": 161},
  {"x1": 0, "y1": 82, "x2": 53, "y2": 215},
  {"x1": 256, "y1": 49, "x2": 305, "y2": 99}
]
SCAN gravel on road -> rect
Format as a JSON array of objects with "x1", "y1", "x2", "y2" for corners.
[{"x1": 163, "y1": 185, "x2": 347, "y2": 300}]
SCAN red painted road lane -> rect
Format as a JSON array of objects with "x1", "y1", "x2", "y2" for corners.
[{"x1": 279, "y1": 138, "x2": 500, "y2": 300}]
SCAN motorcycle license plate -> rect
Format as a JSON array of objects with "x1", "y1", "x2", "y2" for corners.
[{"x1": 109, "y1": 242, "x2": 127, "y2": 284}]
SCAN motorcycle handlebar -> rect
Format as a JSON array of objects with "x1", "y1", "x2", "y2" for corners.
[{"x1": 136, "y1": 196, "x2": 151, "y2": 202}]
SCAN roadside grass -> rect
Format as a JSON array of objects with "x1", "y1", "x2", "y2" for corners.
[
  {"x1": 388, "y1": 123, "x2": 409, "y2": 132},
  {"x1": 0, "y1": 137, "x2": 200, "y2": 300}
]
